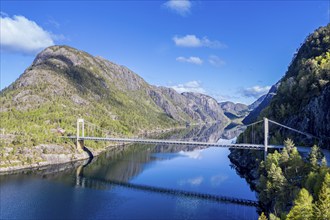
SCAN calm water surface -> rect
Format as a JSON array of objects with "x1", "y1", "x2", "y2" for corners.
[{"x1": 1, "y1": 125, "x2": 259, "y2": 220}]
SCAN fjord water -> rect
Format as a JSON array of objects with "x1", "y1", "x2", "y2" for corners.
[{"x1": 0, "y1": 124, "x2": 259, "y2": 220}]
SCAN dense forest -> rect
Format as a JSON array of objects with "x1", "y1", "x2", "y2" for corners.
[{"x1": 257, "y1": 139, "x2": 329, "y2": 219}]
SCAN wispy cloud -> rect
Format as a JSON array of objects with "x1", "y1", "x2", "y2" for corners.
[
  {"x1": 0, "y1": 14, "x2": 55, "y2": 55},
  {"x1": 241, "y1": 85, "x2": 271, "y2": 98},
  {"x1": 179, "y1": 176, "x2": 204, "y2": 186},
  {"x1": 164, "y1": 0, "x2": 192, "y2": 16},
  {"x1": 46, "y1": 17, "x2": 60, "y2": 29},
  {"x1": 208, "y1": 55, "x2": 226, "y2": 67},
  {"x1": 171, "y1": 81, "x2": 206, "y2": 94},
  {"x1": 176, "y1": 56, "x2": 203, "y2": 65},
  {"x1": 173, "y1": 35, "x2": 227, "y2": 49},
  {"x1": 210, "y1": 174, "x2": 228, "y2": 186}
]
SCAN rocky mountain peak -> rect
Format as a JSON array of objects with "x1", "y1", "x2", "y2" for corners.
[{"x1": 33, "y1": 45, "x2": 87, "y2": 67}]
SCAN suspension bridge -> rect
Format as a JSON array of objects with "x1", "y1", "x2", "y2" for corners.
[
  {"x1": 65, "y1": 117, "x2": 319, "y2": 160},
  {"x1": 67, "y1": 118, "x2": 319, "y2": 207}
]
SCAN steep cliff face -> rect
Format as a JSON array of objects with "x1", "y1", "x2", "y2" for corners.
[
  {"x1": 181, "y1": 92, "x2": 229, "y2": 124},
  {"x1": 261, "y1": 25, "x2": 330, "y2": 147},
  {"x1": 237, "y1": 25, "x2": 330, "y2": 148}
]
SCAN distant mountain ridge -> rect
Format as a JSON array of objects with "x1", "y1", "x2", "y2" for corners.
[{"x1": 218, "y1": 101, "x2": 249, "y2": 119}]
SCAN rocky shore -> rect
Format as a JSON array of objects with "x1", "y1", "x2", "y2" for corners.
[{"x1": 0, "y1": 126, "x2": 187, "y2": 175}]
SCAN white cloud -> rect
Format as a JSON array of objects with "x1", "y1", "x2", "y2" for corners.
[
  {"x1": 173, "y1": 35, "x2": 227, "y2": 49},
  {"x1": 242, "y1": 85, "x2": 271, "y2": 98},
  {"x1": 188, "y1": 176, "x2": 203, "y2": 185},
  {"x1": 171, "y1": 81, "x2": 206, "y2": 94},
  {"x1": 210, "y1": 174, "x2": 228, "y2": 186},
  {"x1": 0, "y1": 15, "x2": 55, "y2": 55},
  {"x1": 176, "y1": 56, "x2": 203, "y2": 65},
  {"x1": 173, "y1": 35, "x2": 200, "y2": 47},
  {"x1": 178, "y1": 150, "x2": 203, "y2": 159},
  {"x1": 208, "y1": 55, "x2": 226, "y2": 67},
  {"x1": 164, "y1": 0, "x2": 192, "y2": 16},
  {"x1": 179, "y1": 176, "x2": 204, "y2": 186}
]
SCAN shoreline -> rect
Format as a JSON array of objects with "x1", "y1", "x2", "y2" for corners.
[{"x1": 0, "y1": 125, "x2": 188, "y2": 175}]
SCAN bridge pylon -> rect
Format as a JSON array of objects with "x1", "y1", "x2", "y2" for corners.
[
  {"x1": 264, "y1": 117, "x2": 269, "y2": 160},
  {"x1": 77, "y1": 118, "x2": 85, "y2": 152}
]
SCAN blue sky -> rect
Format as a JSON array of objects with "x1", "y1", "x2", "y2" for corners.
[{"x1": 1, "y1": 1, "x2": 329, "y2": 104}]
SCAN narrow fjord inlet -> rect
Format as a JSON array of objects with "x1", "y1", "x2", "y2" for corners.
[
  {"x1": 1, "y1": 126, "x2": 260, "y2": 219},
  {"x1": 1, "y1": 1, "x2": 330, "y2": 220}
]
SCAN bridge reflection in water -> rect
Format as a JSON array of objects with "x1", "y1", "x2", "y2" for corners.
[
  {"x1": 75, "y1": 172, "x2": 259, "y2": 207},
  {"x1": 72, "y1": 124, "x2": 260, "y2": 209}
]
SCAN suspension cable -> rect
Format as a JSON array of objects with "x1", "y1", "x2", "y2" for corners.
[{"x1": 268, "y1": 119, "x2": 320, "y2": 140}]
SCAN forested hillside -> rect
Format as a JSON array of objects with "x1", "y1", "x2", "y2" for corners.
[{"x1": 239, "y1": 24, "x2": 330, "y2": 148}]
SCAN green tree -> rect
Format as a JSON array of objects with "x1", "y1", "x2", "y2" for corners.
[
  {"x1": 284, "y1": 138, "x2": 295, "y2": 153},
  {"x1": 308, "y1": 145, "x2": 323, "y2": 170},
  {"x1": 258, "y1": 212, "x2": 268, "y2": 220},
  {"x1": 309, "y1": 145, "x2": 319, "y2": 169},
  {"x1": 321, "y1": 157, "x2": 327, "y2": 167},
  {"x1": 287, "y1": 188, "x2": 314, "y2": 220},
  {"x1": 279, "y1": 147, "x2": 289, "y2": 164},
  {"x1": 268, "y1": 213, "x2": 280, "y2": 220},
  {"x1": 314, "y1": 173, "x2": 330, "y2": 219}
]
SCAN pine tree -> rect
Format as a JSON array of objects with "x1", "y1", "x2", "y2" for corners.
[
  {"x1": 314, "y1": 173, "x2": 330, "y2": 220},
  {"x1": 308, "y1": 145, "x2": 319, "y2": 170},
  {"x1": 284, "y1": 138, "x2": 295, "y2": 153},
  {"x1": 279, "y1": 147, "x2": 289, "y2": 164},
  {"x1": 258, "y1": 212, "x2": 268, "y2": 220},
  {"x1": 287, "y1": 188, "x2": 314, "y2": 220},
  {"x1": 269, "y1": 213, "x2": 280, "y2": 220},
  {"x1": 321, "y1": 157, "x2": 327, "y2": 167}
]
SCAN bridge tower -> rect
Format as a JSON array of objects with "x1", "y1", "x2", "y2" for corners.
[
  {"x1": 77, "y1": 118, "x2": 85, "y2": 152},
  {"x1": 264, "y1": 117, "x2": 269, "y2": 160}
]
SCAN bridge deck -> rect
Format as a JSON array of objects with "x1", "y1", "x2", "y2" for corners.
[{"x1": 66, "y1": 136, "x2": 284, "y2": 150}]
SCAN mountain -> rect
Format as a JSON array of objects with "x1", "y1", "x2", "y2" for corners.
[
  {"x1": 242, "y1": 85, "x2": 279, "y2": 125},
  {"x1": 248, "y1": 94, "x2": 266, "y2": 111},
  {"x1": 149, "y1": 87, "x2": 229, "y2": 124},
  {"x1": 219, "y1": 101, "x2": 249, "y2": 119},
  {"x1": 239, "y1": 24, "x2": 330, "y2": 148},
  {"x1": 0, "y1": 45, "x2": 230, "y2": 160}
]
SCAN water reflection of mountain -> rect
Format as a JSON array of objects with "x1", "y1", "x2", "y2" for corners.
[
  {"x1": 10, "y1": 124, "x2": 246, "y2": 190},
  {"x1": 74, "y1": 124, "x2": 246, "y2": 187}
]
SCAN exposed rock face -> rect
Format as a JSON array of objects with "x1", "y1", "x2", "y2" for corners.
[
  {"x1": 248, "y1": 94, "x2": 266, "y2": 111},
  {"x1": 228, "y1": 149, "x2": 262, "y2": 188},
  {"x1": 286, "y1": 85, "x2": 330, "y2": 145},
  {"x1": 242, "y1": 82, "x2": 280, "y2": 125},
  {"x1": 148, "y1": 87, "x2": 230, "y2": 124},
  {"x1": 219, "y1": 101, "x2": 249, "y2": 119},
  {"x1": 182, "y1": 92, "x2": 229, "y2": 123}
]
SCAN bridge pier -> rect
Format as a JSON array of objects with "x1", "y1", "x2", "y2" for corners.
[
  {"x1": 77, "y1": 118, "x2": 85, "y2": 152},
  {"x1": 264, "y1": 117, "x2": 269, "y2": 160}
]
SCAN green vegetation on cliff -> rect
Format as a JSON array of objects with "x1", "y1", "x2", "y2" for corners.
[
  {"x1": 0, "y1": 45, "x2": 230, "y2": 168},
  {"x1": 240, "y1": 24, "x2": 330, "y2": 148}
]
